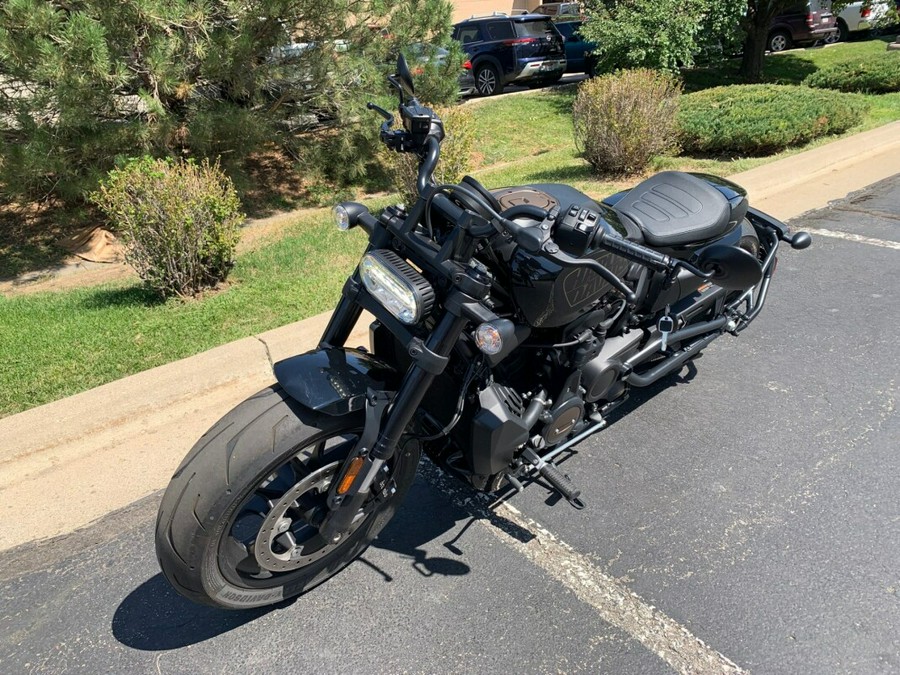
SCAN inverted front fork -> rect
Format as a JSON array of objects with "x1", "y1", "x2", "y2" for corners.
[{"x1": 318, "y1": 301, "x2": 469, "y2": 540}]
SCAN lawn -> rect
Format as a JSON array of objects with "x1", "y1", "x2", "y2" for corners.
[{"x1": 2, "y1": 37, "x2": 898, "y2": 418}]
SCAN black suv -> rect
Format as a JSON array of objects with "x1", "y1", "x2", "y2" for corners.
[{"x1": 452, "y1": 14, "x2": 567, "y2": 96}]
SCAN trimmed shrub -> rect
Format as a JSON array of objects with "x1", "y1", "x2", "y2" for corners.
[
  {"x1": 804, "y1": 52, "x2": 900, "y2": 94},
  {"x1": 573, "y1": 69, "x2": 681, "y2": 175},
  {"x1": 92, "y1": 158, "x2": 243, "y2": 298},
  {"x1": 384, "y1": 105, "x2": 476, "y2": 205},
  {"x1": 678, "y1": 85, "x2": 868, "y2": 156}
]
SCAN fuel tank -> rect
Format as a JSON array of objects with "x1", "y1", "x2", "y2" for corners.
[{"x1": 508, "y1": 202, "x2": 632, "y2": 328}]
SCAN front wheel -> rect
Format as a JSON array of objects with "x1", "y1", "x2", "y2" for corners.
[{"x1": 155, "y1": 385, "x2": 420, "y2": 609}]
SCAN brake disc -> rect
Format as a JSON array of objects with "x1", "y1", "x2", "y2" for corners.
[{"x1": 253, "y1": 461, "x2": 366, "y2": 573}]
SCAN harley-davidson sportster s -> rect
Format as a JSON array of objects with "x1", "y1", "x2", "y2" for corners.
[{"x1": 156, "y1": 57, "x2": 811, "y2": 609}]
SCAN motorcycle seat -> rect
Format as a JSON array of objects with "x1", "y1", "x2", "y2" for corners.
[{"x1": 611, "y1": 171, "x2": 732, "y2": 247}]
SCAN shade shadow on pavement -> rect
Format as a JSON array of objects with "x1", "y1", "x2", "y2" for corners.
[{"x1": 111, "y1": 477, "x2": 476, "y2": 650}]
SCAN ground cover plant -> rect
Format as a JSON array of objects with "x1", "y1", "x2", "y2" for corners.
[
  {"x1": 804, "y1": 51, "x2": 900, "y2": 94},
  {"x1": 678, "y1": 84, "x2": 868, "y2": 155}
]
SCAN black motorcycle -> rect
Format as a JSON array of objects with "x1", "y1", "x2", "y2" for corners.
[{"x1": 156, "y1": 57, "x2": 811, "y2": 609}]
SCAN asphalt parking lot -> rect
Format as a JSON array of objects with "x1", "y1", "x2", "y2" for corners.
[{"x1": 1, "y1": 175, "x2": 898, "y2": 674}]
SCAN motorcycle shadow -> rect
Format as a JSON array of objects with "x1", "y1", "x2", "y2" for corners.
[{"x1": 111, "y1": 479, "x2": 475, "y2": 650}]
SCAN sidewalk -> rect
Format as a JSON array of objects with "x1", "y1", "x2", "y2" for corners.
[{"x1": 2, "y1": 122, "x2": 899, "y2": 552}]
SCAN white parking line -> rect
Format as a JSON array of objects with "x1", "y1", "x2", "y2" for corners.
[
  {"x1": 802, "y1": 227, "x2": 900, "y2": 250},
  {"x1": 421, "y1": 462, "x2": 746, "y2": 675}
]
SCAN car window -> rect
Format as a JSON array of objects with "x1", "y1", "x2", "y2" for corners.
[
  {"x1": 555, "y1": 21, "x2": 581, "y2": 38},
  {"x1": 457, "y1": 25, "x2": 483, "y2": 44},
  {"x1": 515, "y1": 19, "x2": 555, "y2": 38},
  {"x1": 485, "y1": 20, "x2": 515, "y2": 40}
]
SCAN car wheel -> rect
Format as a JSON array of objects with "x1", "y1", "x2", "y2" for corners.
[
  {"x1": 825, "y1": 21, "x2": 846, "y2": 44},
  {"x1": 475, "y1": 64, "x2": 502, "y2": 96},
  {"x1": 767, "y1": 30, "x2": 791, "y2": 52},
  {"x1": 836, "y1": 20, "x2": 849, "y2": 42}
]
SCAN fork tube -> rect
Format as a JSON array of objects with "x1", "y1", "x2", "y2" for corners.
[{"x1": 370, "y1": 310, "x2": 469, "y2": 462}]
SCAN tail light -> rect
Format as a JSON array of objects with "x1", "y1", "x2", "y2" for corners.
[
  {"x1": 860, "y1": 5, "x2": 871, "y2": 17},
  {"x1": 806, "y1": 12, "x2": 815, "y2": 27},
  {"x1": 503, "y1": 37, "x2": 538, "y2": 45},
  {"x1": 463, "y1": 59, "x2": 472, "y2": 70}
]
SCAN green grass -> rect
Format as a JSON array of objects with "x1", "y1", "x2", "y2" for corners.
[
  {"x1": 2, "y1": 37, "x2": 899, "y2": 418},
  {"x1": 0, "y1": 210, "x2": 371, "y2": 417},
  {"x1": 466, "y1": 90, "x2": 575, "y2": 165}
]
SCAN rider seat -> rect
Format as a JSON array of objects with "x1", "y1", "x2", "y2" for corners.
[{"x1": 611, "y1": 171, "x2": 732, "y2": 247}]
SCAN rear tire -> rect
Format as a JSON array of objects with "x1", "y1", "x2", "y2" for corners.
[
  {"x1": 823, "y1": 19, "x2": 848, "y2": 45},
  {"x1": 155, "y1": 385, "x2": 420, "y2": 609},
  {"x1": 475, "y1": 63, "x2": 503, "y2": 96}
]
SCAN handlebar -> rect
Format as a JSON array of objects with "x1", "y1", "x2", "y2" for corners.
[{"x1": 417, "y1": 137, "x2": 441, "y2": 196}]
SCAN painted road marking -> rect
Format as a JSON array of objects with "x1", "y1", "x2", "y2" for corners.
[
  {"x1": 802, "y1": 227, "x2": 900, "y2": 250},
  {"x1": 422, "y1": 462, "x2": 746, "y2": 675}
]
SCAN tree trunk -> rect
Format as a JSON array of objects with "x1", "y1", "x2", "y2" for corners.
[{"x1": 740, "y1": 29, "x2": 766, "y2": 82}]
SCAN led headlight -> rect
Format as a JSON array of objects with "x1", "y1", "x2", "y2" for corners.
[{"x1": 359, "y1": 250, "x2": 434, "y2": 325}]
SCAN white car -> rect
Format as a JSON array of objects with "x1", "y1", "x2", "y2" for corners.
[{"x1": 827, "y1": 0, "x2": 895, "y2": 42}]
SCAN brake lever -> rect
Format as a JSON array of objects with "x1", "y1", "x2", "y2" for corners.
[{"x1": 367, "y1": 101, "x2": 394, "y2": 125}]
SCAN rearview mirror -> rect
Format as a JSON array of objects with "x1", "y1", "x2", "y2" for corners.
[{"x1": 396, "y1": 54, "x2": 416, "y2": 99}]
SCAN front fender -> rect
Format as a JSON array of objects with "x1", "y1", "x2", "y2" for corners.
[{"x1": 273, "y1": 347, "x2": 399, "y2": 415}]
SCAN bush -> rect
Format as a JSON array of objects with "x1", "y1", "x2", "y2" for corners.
[
  {"x1": 804, "y1": 52, "x2": 900, "y2": 94},
  {"x1": 573, "y1": 69, "x2": 681, "y2": 175},
  {"x1": 677, "y1": 84, "x2": 868, "y2": 156},
  {"x1": 383, "y1": 105, "x2": 476, "y2": 205},
  {"x1": 91, "y1": 158, "x2": 243, "y2": 298}
]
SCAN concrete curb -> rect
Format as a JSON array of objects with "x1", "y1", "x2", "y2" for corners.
[
  {"x1": 0, "y1": 312, "x2": 371, "y2": 550},
  {"x1": 1, "y1": 123, "x2": 899, "y2": 551}
]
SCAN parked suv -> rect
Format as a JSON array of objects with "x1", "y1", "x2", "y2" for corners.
[
  {"x1": 452, "y1": 14, "x2": 567, "y2": 96},
  {"x1": 768, "y1": 1, "x2": 838, "y2": 52}
]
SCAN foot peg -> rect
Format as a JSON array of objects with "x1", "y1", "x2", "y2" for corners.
[
  {"x1": 539, "y1": 462, "x2": 585, "y2": 509},
  {"x1": 522, "y1": 448, "x2": 585, "y2": 509}
]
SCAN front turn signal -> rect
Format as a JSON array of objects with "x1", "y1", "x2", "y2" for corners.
[{"x1": 336, "y1": 456, "x2": 366, "y2": 495}]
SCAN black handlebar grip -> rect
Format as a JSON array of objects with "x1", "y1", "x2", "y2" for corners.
[{"x1": 596, "y1": 231, "x2": 672, "y2": 271}]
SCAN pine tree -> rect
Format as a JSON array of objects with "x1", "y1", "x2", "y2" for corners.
[{"x1": 0, "y1": 0, "x2": 459, "y2": 204}]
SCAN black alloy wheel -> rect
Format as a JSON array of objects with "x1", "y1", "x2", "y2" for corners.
[{"x1": 155, "y1": 385, "x2": 420, "y2": 609}]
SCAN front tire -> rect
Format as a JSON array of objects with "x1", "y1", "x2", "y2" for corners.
[{"x1": 155, "y1": 385, "x2": 420, "y2": 609}]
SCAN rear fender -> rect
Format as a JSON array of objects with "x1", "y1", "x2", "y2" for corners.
[{"x1": 273, "y1": 347, "x2": 400, "y2": 416}]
